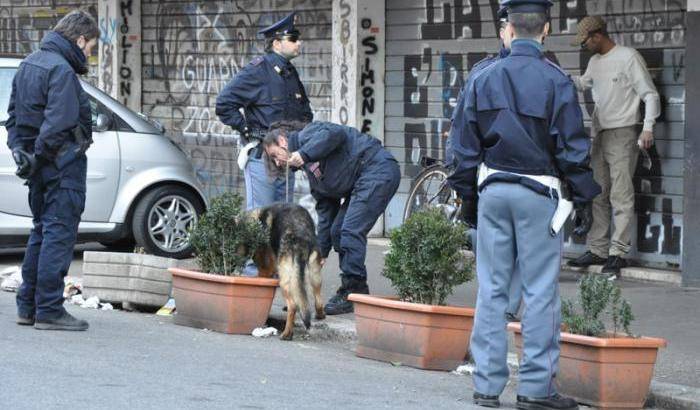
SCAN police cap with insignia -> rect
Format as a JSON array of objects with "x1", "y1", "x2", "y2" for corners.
[
  {"x1": 258, "y1": 12, "x2": 300, "y2": 39},
  {"x1": 500, "y1": 0, "x2": 553, "y2": 15}
]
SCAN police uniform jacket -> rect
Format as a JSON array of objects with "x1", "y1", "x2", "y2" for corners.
[
  {"x1": 288, "y1": 122, "x2": 383, "y2": 199},
  {"x1": 5, "y1": 31, "x2": 92, "y2": 192},
  {"x1": 6, "y1": 31, "x2": 92, "y2": 166},
  {"x1": 288, "y1": 122, "x2": 390, "y2": 257},
  {"x1": 447, "y1": 40, "x2": 600, "y2": 204},
  {"x1": 215, "y1": 52, "x2": 313, "y2": 141}
]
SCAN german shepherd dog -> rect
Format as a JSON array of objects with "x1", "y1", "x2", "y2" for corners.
[{"x1": 251, "y1": 203, "x2": 325, "y2": 340}]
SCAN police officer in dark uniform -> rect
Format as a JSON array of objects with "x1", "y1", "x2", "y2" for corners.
[
  {"x1": 216, "y1": 12, "x2": 313, "y2": 211},
  {"x1": 5, "y1": 10, "x2": 99, "y2": 331},
  {"x1": 448, "y1": 1, "x2": 600, "y2": 408},
  {"x1": 262, "y1": 121, "x2": 400, "y2": 315}
]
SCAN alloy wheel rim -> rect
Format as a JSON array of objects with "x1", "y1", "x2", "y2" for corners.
[{"x1": 147, "y1": 195, "x2": 197, "y2": 253}]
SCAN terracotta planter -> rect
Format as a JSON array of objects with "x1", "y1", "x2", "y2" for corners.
[
  {"x1": 348, "y1": 294, "x2": 475, "y2": 370},
  {"x1": 169, "y1": 268, "x2": 279, "y2": 334},
  {"x1": 508, "y1": 322, "x2": 666, "y2": 409}
]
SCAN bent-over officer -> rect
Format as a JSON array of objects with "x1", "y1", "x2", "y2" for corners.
[
  {"x1": 262, "y1": 121, "x2": 400, "y2": 315},
  {"x1": 447, "y1": 1, "x2": 601, "y2": 408},
  {"x1": 216, "y1": 12, "x2": 313, "y2": 210}
]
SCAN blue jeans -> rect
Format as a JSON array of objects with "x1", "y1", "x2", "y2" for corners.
[
  {"x1": 243, "y1": 155, "x2": 295, "y2": 276},
  {"x1": 244, "y1": 155, "x2": 294, "y2": 211}
]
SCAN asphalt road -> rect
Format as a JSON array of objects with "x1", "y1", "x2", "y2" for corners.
[
  {"x1": 0, "y1": 240, "x2": 698, "y2": 410},
  {"x1": 0, "y1": 283, "x2": 495, "y2": 409}
]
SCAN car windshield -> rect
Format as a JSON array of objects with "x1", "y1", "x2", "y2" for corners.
[{"x1": 0, "y1": 68, "x2": 17, "y2": 125}]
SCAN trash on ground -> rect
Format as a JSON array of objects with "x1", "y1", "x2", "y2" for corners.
[
  {"x1": 63, "y1": 276, "x2": 83, "y2": 299},
  {"x1": 453, "y1": 363, "x2": 475, "y2": 376},
  {"x1": 156, "y1": 298, "x2": 176, "y2": 316},
  {"x1": 1, "y1": 267, "x2": 22, "y2": 292},
  {"x1": 69, "y1": 294, "x2": 113, "y2": 310},
  {"x1": 1, "y1": 266, "x2": 19, "y2": 278},
  {"x1": 252, "y1": 327, "x2": 278, "y2": 338}
]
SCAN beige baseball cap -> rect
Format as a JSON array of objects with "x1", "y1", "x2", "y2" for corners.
[{"x1": 572, "y1": 16, "x2": 607, "y2": 46}]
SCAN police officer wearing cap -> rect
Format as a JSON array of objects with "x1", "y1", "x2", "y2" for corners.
[
  {"x1": 448, "y1": 1, "x2": 600, "y2": 408},
  {"x1": 216, "y1": 12, "x2": 313, "y2": 211},
  {"x1": 449, "y1": 6, "x2": 526, "y2": 322}
]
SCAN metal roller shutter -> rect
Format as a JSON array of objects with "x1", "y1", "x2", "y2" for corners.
[
  {"x1": 385, "y1": 0, "x2": 686, "y2": 267},
  {"x1": 141, "y1": 0, "x2": 332, "y2": 199}
]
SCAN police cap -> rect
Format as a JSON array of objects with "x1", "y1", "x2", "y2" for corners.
[
  {"x1": 258, "y1": 12, "x2": 300, "y2": 39},
  {"x1": 500, "y1": 0, "x2": 553, "y2": 15}
]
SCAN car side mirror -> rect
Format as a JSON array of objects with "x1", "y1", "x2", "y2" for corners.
[{"x1": 94, "y1": 113, "x2": 112, "y2": 132}]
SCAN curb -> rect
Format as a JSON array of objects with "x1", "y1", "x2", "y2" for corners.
[
  {"x1": 647, "y1": 381, "x2": 700, "y2": 410},
  {"x1": 269, "y1": 306, "x2": 699, "y2": 410},
  {"x1": 266, "y1": 306, "x2": 357, "y2": 343},
  {"x1": 562, "y1": 263, "x2": 682, "y2": 286}
]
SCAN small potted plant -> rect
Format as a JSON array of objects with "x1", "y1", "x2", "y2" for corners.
[
  {"x1": 168, "y1": 193, "x2": 278, "y2": 334},
  {"x1": 508, "y1": 275, "x2": 666, "y2": 409},
  {"x1": 349, "y1": 208, "x2": 475, "y2": 370}
]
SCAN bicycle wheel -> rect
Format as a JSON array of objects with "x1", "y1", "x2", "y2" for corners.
[{"x1": 403, "y1": 166, "x2": 461, "y2": 223}]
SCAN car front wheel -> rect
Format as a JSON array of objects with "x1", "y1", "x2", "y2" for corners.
[{"x1": 132, "y1": 185, "x2": 204, "y2": 259}]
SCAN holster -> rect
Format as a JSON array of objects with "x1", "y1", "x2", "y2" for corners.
[{"x1": 54, "y1": 125, "x2": 92, "y2": 170}]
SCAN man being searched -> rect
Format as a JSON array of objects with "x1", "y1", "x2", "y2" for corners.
[
  {"x1": 216, "y1": 12, "x2": 313, "y2": 211},
  {"x1": 5, "y1": 10, "x2": 98, "y2": 331},
  {"x1": 262, "y1": 121, "x2": 400, "y2": 315},
  {"x1": 567, "y1": 16, "x2": 660, "y2": 277},
  {"x1": 448, "y1": 1, "x2": 601, "y2": 408}
]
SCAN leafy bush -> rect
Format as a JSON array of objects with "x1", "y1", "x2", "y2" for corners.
[
  {"x1": 189, "y1": 193, "x2": 267, "y2": 276},
  {"x1": 383, "y1": 208, "x2": 474, "y2": 305},
  {"x1": 561, "y1": 274, "x2": 635, "y2": 337}
]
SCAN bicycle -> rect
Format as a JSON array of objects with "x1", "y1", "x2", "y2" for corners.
[{"x1": 403, "y1": 155, "x2": 463, "y2": 224}]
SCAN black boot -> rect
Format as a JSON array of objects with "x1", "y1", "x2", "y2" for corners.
[
  {"x1": 17, "y1": 314, "x2": 35, "y2": 326},
  {"x1": 473, "y1": 392, "x2": 500, "y2": 408},
  {"x1": 566, "y1": 251, "x2": 606, "y2": 267},
  {"x1": 35, "y1": 311, "x2": 89, "y2": 331},
  {"x1": 516, "y1": 393, "x2": 579, "y2": 410},
  {"x1": 324, "y1": 275, "x2": 369, "y2": 315},
  {"x1": 601, "y1": 255, "x2": 627, "y2": 276}
]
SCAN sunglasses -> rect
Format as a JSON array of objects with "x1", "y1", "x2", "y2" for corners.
[
  {"x1": 580, "y1": 30, "x2": 601, "y2": 48},
  {"x1": 279, "y1": 34, "x2": 300, "y2": 43}
]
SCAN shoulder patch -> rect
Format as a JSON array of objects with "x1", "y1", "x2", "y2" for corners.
[{"x1": 249, "y1": 56, "x2": 264, "y2": 66}]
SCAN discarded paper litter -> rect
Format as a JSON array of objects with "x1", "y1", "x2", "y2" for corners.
[
  {"x1": 1, "y1": 266, "x2": 22, "y2": 292},
  {"x1": 252, "y1": 327, "x2": 278, "y2": 338},
  {"x1": 69, "y1": 294, "x2": 113, "y2": 310}
]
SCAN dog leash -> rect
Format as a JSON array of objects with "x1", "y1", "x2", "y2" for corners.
[{"x1": 285, "y1": 160, "x2": 290, "y2": 203}]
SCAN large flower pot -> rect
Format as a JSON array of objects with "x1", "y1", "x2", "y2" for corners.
[
  {"x1": 508, "y1": 323, "x2": 666, "y2": 409},
  {"x1": 348, "y1": 294, "x2": 475, "y2": 371},
  {"x1": 169, "y1": 268, "x2": 279, "y2": 334}
]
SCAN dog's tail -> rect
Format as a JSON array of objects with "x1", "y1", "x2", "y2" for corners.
[{"x1": 290, "y1": 251, "x2": 312, "y2": 329}]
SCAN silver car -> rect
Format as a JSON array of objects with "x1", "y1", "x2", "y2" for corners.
[{"x1": 0, "y1": 57, "x2": 207, "y2": 259}]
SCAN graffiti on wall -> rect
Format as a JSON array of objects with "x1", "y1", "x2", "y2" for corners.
[
  {"x1": 142, "y1": 0, "x2": 332, "y2": 198},
  {"x1": 388, "y1": 0, "x2": 686, "y2": 263},
  {"x1": 0, "y1": 2, "x2": 99, "y2": 80},
  {"x1": 99, "y1": 5, "x2": 117, "y2": 96}
]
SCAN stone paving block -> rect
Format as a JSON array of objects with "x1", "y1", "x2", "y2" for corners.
[{"x1": 82, "y1": 252, "x2": 191, "y2": 308}]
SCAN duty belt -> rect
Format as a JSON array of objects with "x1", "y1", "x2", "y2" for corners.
[{"x1": 477, "y1": 163, "x2": 573, "y2": 236}]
